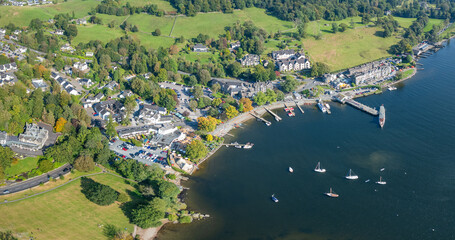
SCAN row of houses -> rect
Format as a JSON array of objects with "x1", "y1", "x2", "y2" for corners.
[
  {"x1": 4, "y1": 0, "x2": 52, "y2": 6},
  {"x1": 51, "y1": 71, "x2": 79, "y2": 95},
  {"x1": 348, "y1": 60, "x2": 395, "y2": 85},
  {"x1": 0, "y1": 62, "x2": 17, "y2": 72},
  {"x1": 211, "y1": 78, "x2": 274, "y2": 98}
]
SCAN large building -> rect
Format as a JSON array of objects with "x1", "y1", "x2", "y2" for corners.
[
  {"x1": 240, "y1": 54, "x2": 260, "y2": 67},
  {"x1": 348, "y1": 61, "x2": 395, "y2": 85},
  {"x1": 9, "y1": 123, "x2": 48, "y2": 151},
  {"x1": 93, "y1": 100, "x2": 125, "y2": 122},
  {"x1": 211, "y1": 78, "x2": 274, "y2": 98},
  {"x1": 272, "y1": 50, "x2": 311, "y2": 72}
]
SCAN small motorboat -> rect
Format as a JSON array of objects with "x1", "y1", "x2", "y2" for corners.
[
  {"x1": 243, "y1": 143, "x2": 254, "y2": 149},
  {"x1": 365, "y1": 179, "x2": 370, "y2": 183},
  {"x1": 289, "y1": 167, "x2": 294, "y2": 173},
  {"x1": 314, "y1": 162, "x2": 326, "y2": 173},
  {"x1": 388, "y1": 86, "x2": 397, "y2": 91},
  {"x1": 380, "y1": 168, "x2": 385, "y2": 172},
  {"x1": 376, "y1": 176, "x2": 387, "y2": 185},
  {"x1": 325, "y1": 188, "x2": 339, "y2": 198},
  {"x1": 271, "y1": 194, "x2": 279, "y2": 203}
]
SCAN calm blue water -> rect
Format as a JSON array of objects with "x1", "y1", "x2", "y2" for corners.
[{"x1": 158, "y1": 42, "x2": 455, "y2": 240}]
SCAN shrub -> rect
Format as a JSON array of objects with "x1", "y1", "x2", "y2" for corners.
[
  {"x1": 178, "y1": 216, "x2": 193, "y2": 223},
  {"x1": 80, "y1": 177, "x2": 118, "y2": 206}
]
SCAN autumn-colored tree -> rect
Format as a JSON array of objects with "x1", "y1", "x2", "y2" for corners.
[
  {"x1": 206, "y1": 134, "x2": 213, "y2": 142},
  {"x1": 54, "y1": 117, "x2": 67, "y2": 132},
  {"x1": 197, "y1": 116, "x2": 218, "y2": 132},
  {"x1": 239, "y1": 98, "x2": 253, "y2": 112},
  {"x1": 74, "y1": 155, "x2": 95, "y2": 172},
  {"x1": 225, "y1": 105, "x2": 239, "y2": 119},
  {"x1": 169, "y1": 45, "x2": 179, "y2": 55},
  {"x1": 211, "y1": 98, "x2": 222, "y2": 107}
]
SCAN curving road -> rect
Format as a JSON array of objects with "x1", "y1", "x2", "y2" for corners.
[{"x1": 0, "y1": 164, "x2": 72, "y2": 195}]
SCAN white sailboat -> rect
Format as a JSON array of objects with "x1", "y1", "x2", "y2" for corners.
[
  {"x1": 345, "y1": 169, "x2": 359, "y2": 180},
  {"x1": 325, "y1": 188, "x2": 339, "y2": 198},
  {"x1": 289, "y1": 167, "x2": 294, "y2": 173},
  {"x1": 314, "y1": 162, "x2": 326, "y2": 173},
  {"x1": 376, "y1": 176, "x2": 387, "y2": 185}
]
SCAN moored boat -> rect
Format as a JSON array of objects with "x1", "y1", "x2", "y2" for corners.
[
  {"x1": 314, "y1": 162, "x2": 326, "y2": 173},
  {"x1": 243, "y1": 143, "x2": 254, "y2": 149},
  {"x1": 289, "y1": 167, "x2": 294, "y2": 173},
  {"x1": 345, "y1": 169, "x2": 359, "y2": 180},
  {"x1": 325, "y1": 188, "x2": 339, "y2": 198},
  {"x1": 379, "y1": 105, "x2": 386, "y2": 128},
  {"x1": 271, "y1": 194, "x2": 279, "y2": 202},
  {"x1": 376, "y1": 176, "x2": 387, "y2": 185},
  {"x1": 317, "y1": 102, "x2": 327, "y2": 113},
  {"x1": 388, "y1": 86, "x2": 397, "y2": 91}
]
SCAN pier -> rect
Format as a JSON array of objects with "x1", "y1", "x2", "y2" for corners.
[
  {"x1": 344, "y1": 98, "x2": 378, "y2": 116},
  {"x1": 294, "y1": 101, "x2": 304, "y2": 114},
  {"x1": 284, "y1": 103, "x2": 295, "y2": 117},
  {"x1": 250, "y1": 112, "x2": 272, "y2": 126},
  {"x1": 264, "y1": 107, "x2": 282, "y2": 121},
  {"x1": 223, "y1": 142, "x2": 254, "y2": 148}
]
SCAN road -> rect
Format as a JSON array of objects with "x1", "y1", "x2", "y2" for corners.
[{"x1": 0, "y1": 163, "x2": 72, "y2": 195}]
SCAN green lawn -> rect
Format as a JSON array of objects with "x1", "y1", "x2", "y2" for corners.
[
  {"x1": 0, "y1": 173, "x2": 135, "y2": 240},
  {"x1": 5, "y1": 157, "x2": 38, "y2": 177},
  {"x1": 302, "y1": 27, "x2": 400, "y2": 72},
  {"x1": 180, "y1": 51, "x2": 220, "y2": 64},
  {"x1": 393, "y1": 17, "x2": 443, "y2": 31},
  {"x1": 123, "y1": 0, "x2": 176, "y2": 11},
  {"x1": 96, "y1": 14, "x2": 129, "y2": 26},
  {"x1": 128, "y1": 13, "x2": 174, "y2": 36},
  {"x1": 73, "y1": 24, "x2": 125, "y2": 46}
]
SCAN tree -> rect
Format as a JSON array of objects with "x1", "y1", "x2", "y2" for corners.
[
  {"x1": 197, "y1": 116, "x2": 218, "y2": 132},
  {"x1": 80, "y1": 177, "x2": 118, "y2": 206},
  {"x1": 192, "y1": 85, "x2": 203, "y2": 99},
  {"x1": 339, "y1": 23, "x2": 348, "y2": 32},
  {"x1": 332, "y1": 23, "x2": 339, "y2": 33},
  {"x1": 38, "y1": 158, "x2": 54, "y2": 173},
  {"x1": 124, "y1": 96, "x2": 137, "y2": 118},
  {"x1": 211, "y1": 98, "x2": 222, "y2": 107},
  {"x1": 186, "y1": 139, "x2": 208, "y2": 162},
  {"x1": 227, "y1": 62, "x2": 242, "y2": 78},
  {"x1": 238, "y1": 98, "x2": 253, "y2": 112},
  {"x1": 74, "y1": 155, "x2": 95, "y2": 172},
  {"x1": 0, "y1": 146, "x2": 14, "y2": 174},
  {"x1": 65, "y1": 24, "x2": 78, "y2": 38},
  {"x1": 153, "y1": 28, "x2": 161, "y2": 36},
  {"x1": 253, "y1": 91, "x2": 267, "y2": 106},
  {"x1": 225, "y1": 105, "x2": 238, "y2": 119},
  {"x1": 189, "y1": 99, "x2": 198, "y2": 111},
  {"x1": 131, "y1": 203, "x2": 165, "y2": 228},
  {"x1": 105, "y1": 115, "x2": 117, "y2": 139},
  {"x1": 54, "y1": 117, "x2": 67, "y2": 132},
  {"x1": 206, "y1": 134, "x2": 213, "y2": 141},
  {"x1": 311, "y1": 62, "x2": 330, "y2": 77},
  {"x1": 281, "y1": 76, "x2": 298, "y2": 93},
  {"x1": 0, "y1": 231, "x2": 17, "y2": 240},
  {"x1": 157, "y1": 180, "x2": 180, "y2": 199},
  {"x1": 211, "y1": 83, "x2": 221, "y2": 94},
  {"x1": 169, "y1": 45, "x2": 179, "y2": 55},
  {"x1": 197, "y1": 69, "x2": 211, "y2": 86}
]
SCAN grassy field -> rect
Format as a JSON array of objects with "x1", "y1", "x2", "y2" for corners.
[
  {"x1": 302, "y1": 27, "x2": 400, "y2": 72},
  {"x1": 123, "y1": 0, "x2": 176, "y2": 11},
  {"x1": 73, "y1": 24, "x2": 125, "y2": 46},
  {"x1": 0, "y1": 173, "x2": 135, "y2": 240},
  {"x1": 128, "y1": 14, "x2": 174, "y2": 36},
  {"x1": 5, "y1": 157, "x2": 38, "y2": 177},
  {"x1": 0, "y1": 0, "x2": 98, "y2": 26},
  {"x1": 393, "y1": 17, "x2": 443, "y2": 31}
]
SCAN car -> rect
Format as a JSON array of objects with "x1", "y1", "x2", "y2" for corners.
[
  {"x1": 122, "y1": 147, "x2": 127, "y2": 151},
  {"x1": 3, "y1": 190, "x2": 10, "y2": 194}
]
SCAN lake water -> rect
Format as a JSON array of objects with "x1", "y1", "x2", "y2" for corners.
[{"x1": 158, "y1": 42, "x2": 455, "y2": 240}]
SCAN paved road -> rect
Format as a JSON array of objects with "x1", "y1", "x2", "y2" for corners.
[{"x1": 0, "y1": 164, "x2": 72, "y2": 195}]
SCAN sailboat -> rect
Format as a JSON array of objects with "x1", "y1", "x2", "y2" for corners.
[
  {"x1": 376, "y1": 176, "x2": 387, "y2": 185},
  {"x1": 325, "y1": 188, "x2": 339, "y2": 198},
  {"x1": 345, "y1": 169, "x2": 359, "y2": 180},
  {"x1": 271, "y1": 194, "x2": 279, "y2": 202},
  {"x1": 288, "y1": 167, "x2": 294, "y2": 173},
  {"x1": 314, "y1": 162, "x2": 326, "y2": 173}
]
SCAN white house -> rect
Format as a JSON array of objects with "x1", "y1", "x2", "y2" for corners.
[
  {"x1": 31, "y1": 78, "x2": 49, "y2": 91},
  {"x1": 85, "y1": 52, "x2": 94, "y2": 57},
  {"x1": 73, "y1": 62, "x2": 89, "y2": 71},
  {"x1": 79, "y1": 78, "x2": 93, "y2": 87},
  {"x1": 193, "y1": 43, "x2": 208, "y2": 52},
  {"x1": 54, "y1": 29, "x2": 64, "y2": 35}
]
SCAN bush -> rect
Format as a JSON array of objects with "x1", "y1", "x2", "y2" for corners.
[
  {"x1": 178, "y1": 215, "x2": 193, "y2": 223},
  {"x1": 166, "y1": 174, "x2": 176, "y2": 180},
  {"x1": 60, "y1": 175, "x2": 65, "y2": 180},
  {"x1": 80, "y1": 177, "x2": 118, "y2": 206},
  {"x1": 167, "y1": 213, "x2": 178, "y2": 221}
]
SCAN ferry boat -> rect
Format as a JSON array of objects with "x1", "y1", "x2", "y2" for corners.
[
  {"x1": 388, "y1": 86, "x2": 397, "y2": 91},
  {"x1": 314, "y1": 162, "x2": 326, "y2": 173},
  {"x1": 289, "y1": 167, "x2": 294, "y2": 173},
  {"x1": 243, "y1": 143, "x2": 254, "y2": 149},
  {"x1": 325, "y1": 188, "x2": 339, "y2": 198},
  {"x1": 379, "y1": 105, "x2": 386, "y2": 128},
  {"x1": 317, "y1": 102, "x2": 327, "y2": 113},
  {"x1": 271, "y1": 194, "x2": 279, "y2": 202},
  {"x1": 345, "y1": 169, "x2": 359, "y2": 180},
  {"x1": 376, "y1": 176, "x2": 387, "y2": 185}
]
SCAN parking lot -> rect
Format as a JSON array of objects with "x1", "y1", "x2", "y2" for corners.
[{"x1": 109, "y1": 138, "x2": 169, "y2": 168}]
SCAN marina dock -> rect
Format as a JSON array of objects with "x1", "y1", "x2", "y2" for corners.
[
  {"x1": 284, "y1": 103, "x2": 295, "y2": 117},
  {"x1": 264, "y1": 107, "x2": 282, "y2": 121},
  {"x1": 344, "y1": 98, "x2": 378, "y2": 116},
  {"x1": 250, "y1": 112, "x2": 272, "y2": 126},
  {"x1": 294, "y1": 101, "x2": 304, "y2": 114},
  {"x1": 223, "y1": 142, "x2": 254, "y2": 149}
]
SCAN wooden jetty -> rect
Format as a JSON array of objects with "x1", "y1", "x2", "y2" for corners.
[
  {"x1": 284, "y1": 103, "x2": 295, "y2": 117},
  {"x1": 344, "y1": 98, "x2": 378, "y2": 116},
  {"x1": 264, "y1": 107, "x2": 282, "y2": 121},
  {"x1": 250, "y1": 112, "x2": 272, "y2": 126},
  {"x1": 294, "y1": 101, "x2": 304, "y2": 114}
]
